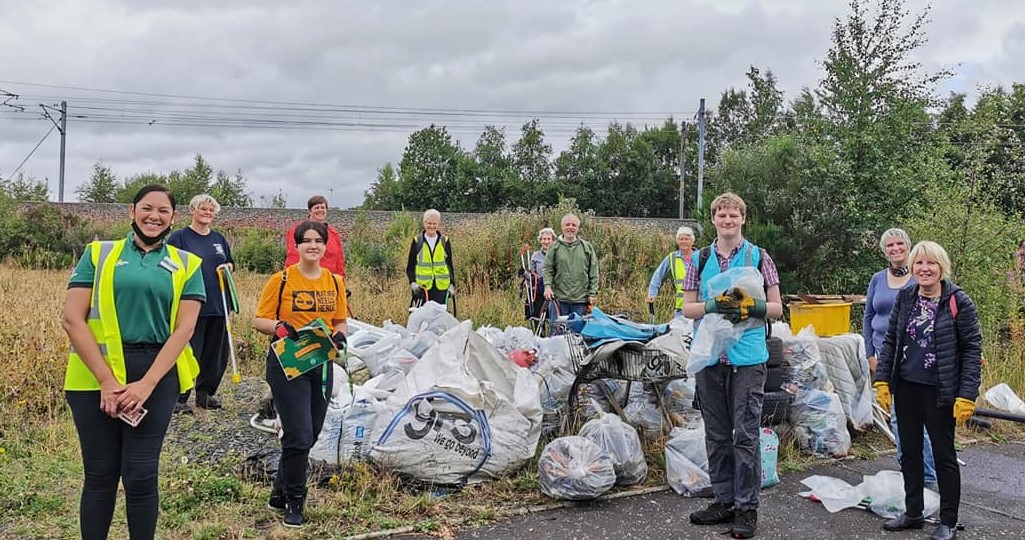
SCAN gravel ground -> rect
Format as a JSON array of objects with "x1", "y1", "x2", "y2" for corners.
[{"x1": 164, "y1": 377, "x2": 280, "y2": 467}]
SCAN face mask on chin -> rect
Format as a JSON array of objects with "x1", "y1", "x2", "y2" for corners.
[{"x1": 132, "y1": 221, "x2": 171, "y2": 246}]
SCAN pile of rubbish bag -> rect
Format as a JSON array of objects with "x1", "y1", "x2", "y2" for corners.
[
  {"x1": 305, "y1": 302, "x2": 547, "y2": 486},
  {"x1": 248, "y1": 297, "x2": 912, "y2": 498}
]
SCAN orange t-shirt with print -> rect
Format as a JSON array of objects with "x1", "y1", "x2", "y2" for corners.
[{"x1": 256, "y1": 266, "x2": 347, "y2": 330}]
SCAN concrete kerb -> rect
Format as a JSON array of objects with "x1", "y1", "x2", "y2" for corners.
[{"x1": 341, "y1": 485, "x2": 674, "y2": 540}]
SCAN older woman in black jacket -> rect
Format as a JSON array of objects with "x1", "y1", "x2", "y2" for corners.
[{"x1": 872, "y1": 241, "x2": 982, "y2": 540}]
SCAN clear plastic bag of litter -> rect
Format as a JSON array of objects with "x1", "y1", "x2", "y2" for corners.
[
  {"x1": 538, "y1": 436, "x2": 617, "y2": 501},
  {"x1": 664, "y1": 425, "x2": 711, "y2": 496},
  {"x1": 578, "y1": 402, "x2": 648, "y2": 485},
  {"x1": 688, "y1": 267, "x2": 765, "y2": 376}
]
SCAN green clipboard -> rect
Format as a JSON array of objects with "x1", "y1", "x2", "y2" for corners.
[{"x1": 271, "y1": 318, "x2": 341, "y2": 380}]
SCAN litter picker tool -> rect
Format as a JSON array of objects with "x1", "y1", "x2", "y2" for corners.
[
  {"x1": 648, "y1": 302, "x2": 656, "y2": 324},
  {"x1": 217, "y1": 266, "x2": 241, "y2": 384}
]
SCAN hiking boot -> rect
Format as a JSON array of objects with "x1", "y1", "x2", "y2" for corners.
[
  {"x1": 930, "y1": 524, "x2": 957, "y2": 540},
  {"x1": 283, "y1": 496, "x2": 305, "y2": 528},
  {"x1": 689, "y1": 501, "x2": 734, "y2": 525},
  {"x1": 730, "y1": 508, "x2": 757, "y2": 539},
  {"x1": 883, "y1": 513, "x2": 926, "y2": 531},
  {"x1": 172, "y1": 401, "x2": 193, "y2": 415},
  {"x1": 267, "y1": 493, "x2": 286, "y2": 513},
  {"x1": 195, "y1": 393, "x2": 222, "y2": 410}
]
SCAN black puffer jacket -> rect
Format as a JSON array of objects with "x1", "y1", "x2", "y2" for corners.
[{"x1": 873, "y1": 280, "x2": 983, "y2": 406}]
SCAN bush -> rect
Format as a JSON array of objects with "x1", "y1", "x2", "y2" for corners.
[
  {"x1": 231, "y1": 228, "x2": 285, "y2": 274},
  {"x1": 0, "y1": 200, "x2": 103, "y2": 268}
]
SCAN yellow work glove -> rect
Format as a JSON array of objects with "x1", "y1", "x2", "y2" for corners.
[
  {"x1": 953, "y1": 397, "x2": 976, "y2": 425},
  {"x1": 734, "y1": 290, "x2": 767, "y2": 323},
  {"x1": 873, "y1": 382, "x2": 892, "y2": 412}
]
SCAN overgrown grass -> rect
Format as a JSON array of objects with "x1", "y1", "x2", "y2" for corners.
[{"x1": 3, "y1": 208, "x2": 1025, "y2": 538}]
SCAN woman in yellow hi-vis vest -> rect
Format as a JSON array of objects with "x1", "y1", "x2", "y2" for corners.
[
  {"x1": 63, "y1": 185, "x2": 204, "y2": 540},
  {"x1": 646, "y1": 226, "x2": 696, "y2": 317},
  {"x1": 405, "y1": 208, "x2": 455, "y2": 306}
]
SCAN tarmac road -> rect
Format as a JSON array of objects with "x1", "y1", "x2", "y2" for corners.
[{"x1": 393, "y1": 441, "x2": 1025, "y2": 540}]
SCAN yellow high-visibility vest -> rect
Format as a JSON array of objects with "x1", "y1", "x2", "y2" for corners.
[
  {"x1": 414, "y1": 235, "x2": 451, "y2": 291},
  {"x1": 64, "y1": 239, "x2": 201, "y2": 392},
  {"x1": 670, "y1": 252, "x2": 687, "y2": 310}
]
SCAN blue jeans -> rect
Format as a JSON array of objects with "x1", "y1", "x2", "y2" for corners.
[
  {"x1": 891, "y1": 403, "x2": 937, "y2": 485},
  {"x1": 548, "y1": 301, "x2": 587, "y2": 335}
]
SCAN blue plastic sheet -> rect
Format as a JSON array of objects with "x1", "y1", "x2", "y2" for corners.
[{"x1": 579, "y1": 306, "x2": 670, "y2": 348}]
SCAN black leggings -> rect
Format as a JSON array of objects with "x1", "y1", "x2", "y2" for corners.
[
  {"x1": 66, "y1": 346, "x2": 179, "y2": 540},
  {"x1": 265, "y1": 350, "x2": 333, "y2": 498},
  {"x1": 180, "y1": 315, "x2": 229, "y2": 401},
  {"x1": 894, "y1": 381, "x2": 960, "y2": 527}
]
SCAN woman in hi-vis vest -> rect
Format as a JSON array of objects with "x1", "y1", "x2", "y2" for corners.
[
  {"x1": 646, "y1": 225, "x2": 696, "y2": 318},
  {"x1": 63, "y1": 184, "x2": 205, "y2": 540},
  {"x1": 405, "y1": 208, "x2": 455, "y2": 306}
]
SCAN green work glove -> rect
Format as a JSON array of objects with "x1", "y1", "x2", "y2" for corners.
[
  {"x1": 735, "y1": 291, "x2": 767, "y2": 322},
  {"x1": 705, "y1": 292, "x2": 740, "y2": 314}
]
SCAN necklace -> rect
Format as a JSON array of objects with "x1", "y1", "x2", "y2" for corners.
[{"x1": 889, "y1": 265, "x2": 909, "y2": 277}]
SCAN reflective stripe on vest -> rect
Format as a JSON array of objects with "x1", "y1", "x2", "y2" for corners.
[
  {"x1": 693, "y1": 240, "x2": 767, "y2": 366},
  {"x1": 669, "y1": 252, "x2": 687, "y2": 310},
  {"x1": 64, "y1": 239, "x2": 202, "y2": 392},
  {"x1": 415, "y1": 236, "x2": 450, "y2": 291}
]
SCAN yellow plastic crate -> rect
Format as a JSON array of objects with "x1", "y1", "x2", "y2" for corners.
[{"x1": 788, "y1": 302, "x2": 852, "y2": 337}]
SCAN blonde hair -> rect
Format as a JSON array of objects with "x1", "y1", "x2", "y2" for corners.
[
  {"x1": 188, "y1": 193, "x2": 221, "y2": 214},
  {"x1": 710, "y1": 192, "x2": 746, "y2": 217},
  {"x1": 909, "y1": 241, "x2": 952, "y2": 281}
]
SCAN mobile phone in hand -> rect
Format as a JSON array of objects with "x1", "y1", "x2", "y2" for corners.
[{"x1": 119, "y1": 407, "x2": 148, "y2": 427}]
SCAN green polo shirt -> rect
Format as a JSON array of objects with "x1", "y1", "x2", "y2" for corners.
[{"x1": 68, "y1": 234, "x2": 206, "y2": 344}]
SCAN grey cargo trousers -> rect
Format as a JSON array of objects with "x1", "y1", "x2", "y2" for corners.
[{"x1": 695, "y1": 361, "x2": 766, "y2": 510}]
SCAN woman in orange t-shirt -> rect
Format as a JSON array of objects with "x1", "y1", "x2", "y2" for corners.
[{"x1": 254, "y1": 220, "x2": 347, "y2": 529}]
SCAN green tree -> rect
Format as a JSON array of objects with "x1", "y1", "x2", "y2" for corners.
[
  {"x1": 470, "y1": 126, "x2": 513, "y2": 211},
  {"x1": 0, "y1": 173, "x2": 49, "y2": 201},
  {"x1": 363, "y1": 162, "x2": 402, "y2": 210},
  {"x1": 76, "y1": 163, "x2": 120, "y2": 203},
  {"x1": 167, "y1": 154, "x2": 214, "y2": 204},
  {"x1": 707, "y1": 67, "x2": 788, "y2": 161},
  {"x1": 116, "y1": 173, "x2": 167, "y2": 203},
  {"x1": 554, "y1": 126, "x2": 603, "y2": 211},
  {"x1": 396, "y1": 125, "x2": 463, "y2": 211},
  {"x1": 210, "y1": 169, "x2": 253, "y2": 207},
  {"x1": 511, "y1": 119, "x2": 554, "y2": 209},
  {"x1": 812, "y1": 0, "x2": 949, "y2": 282},
  {"x1": 937, "y1": 87, "x2": 1025, "y2": 216}
]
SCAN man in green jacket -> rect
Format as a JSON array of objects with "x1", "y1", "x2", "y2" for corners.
[{"x1": 542, "y1": 213, "x2": 599, "y2": 323}]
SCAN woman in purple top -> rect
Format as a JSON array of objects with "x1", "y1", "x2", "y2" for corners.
[{"x1": 863, "y1": 227, "x2": 935, "y2": 488}]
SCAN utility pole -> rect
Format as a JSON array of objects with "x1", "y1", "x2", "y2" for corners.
[
  {"x1": 59, "y1": 101, "x2": 67, "y2": 202},
  {"x1": 40, "y1": 101, "x2": 68, "y2": 202},
  {"x1": 696, "y1": 98, "x2": 706, "y2": 216},
  {"x1": 678, "y1": 121, "x2": 687, "y2": 219}
]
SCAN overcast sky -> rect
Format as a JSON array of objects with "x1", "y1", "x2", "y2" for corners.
[{"x1": 1, "y1": 0, "x2": 1022, "y2": 208}]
